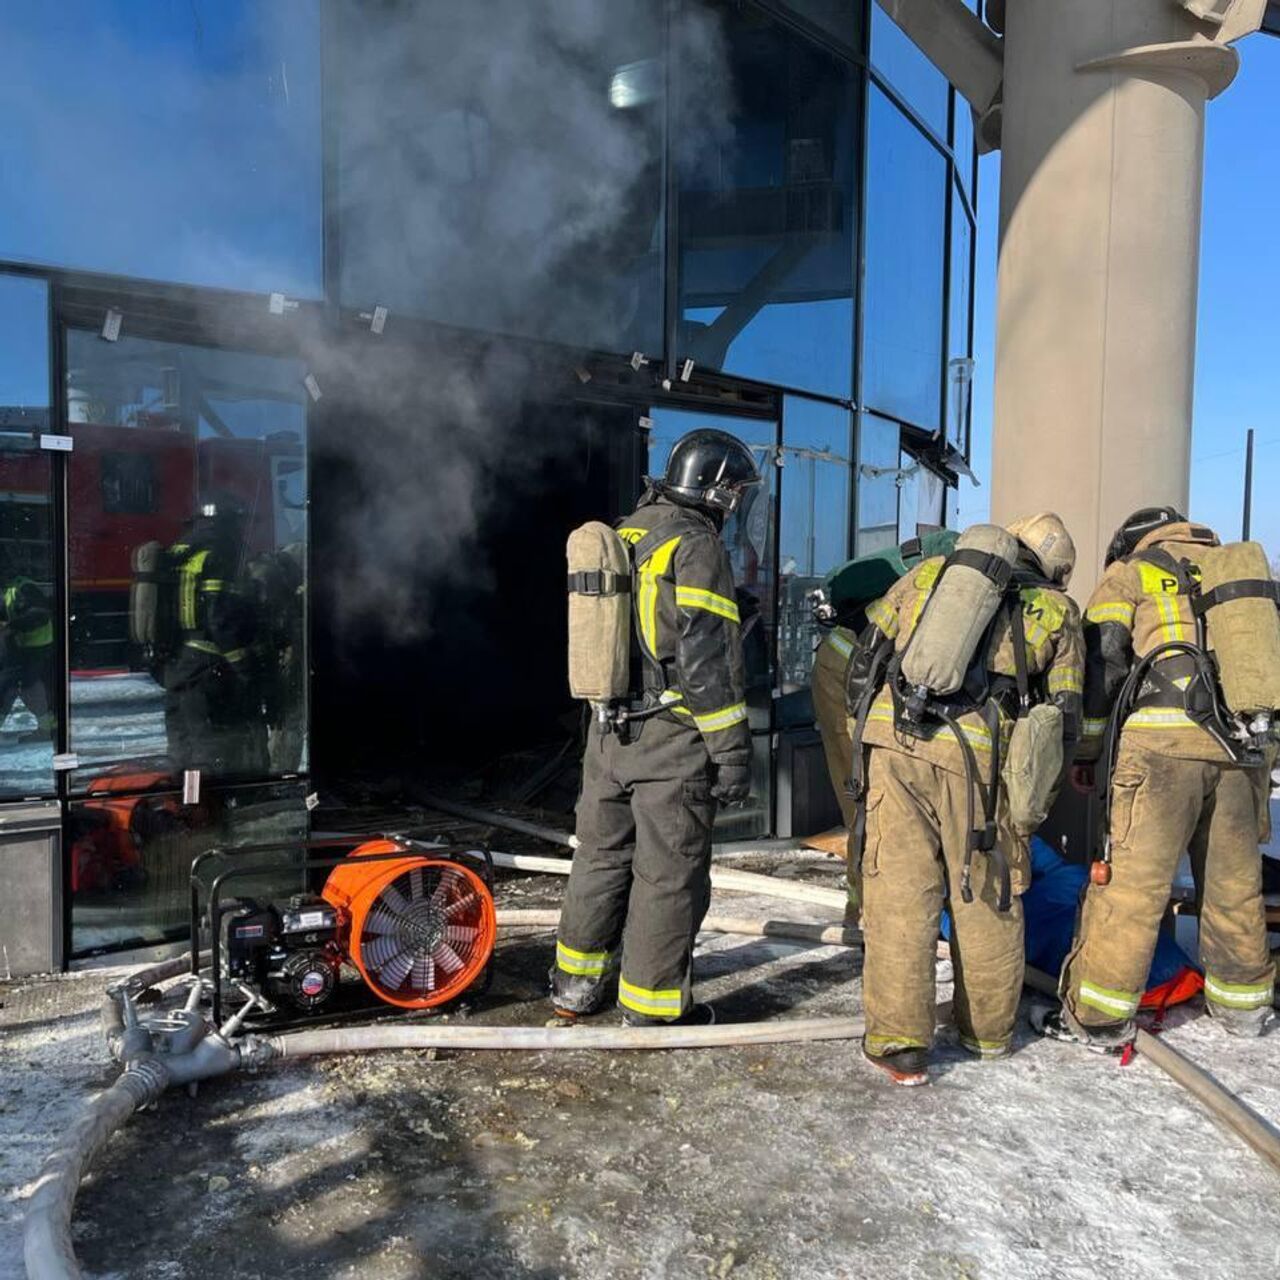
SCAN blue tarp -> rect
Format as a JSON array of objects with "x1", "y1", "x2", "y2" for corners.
[{"x1": 941, "y1": 836, "x2": 1195, "y2": 991}]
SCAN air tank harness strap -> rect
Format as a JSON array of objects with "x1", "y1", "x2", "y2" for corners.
[
  {"x1": 946, "y1": 547, "x2": 1016, "y2": 593},
  {"x1": 567, "y1": 570, "x2": 631, "y2": 596},
  {"x1": 1192, "y1": 579, "x2": 1280, "y2": 614},
  {"x1": 944, "y1": 699, "x2": 1011, "y2": 914},
  {"x1": 844, "y1": 632, "x2": 895, "y2": 877}
]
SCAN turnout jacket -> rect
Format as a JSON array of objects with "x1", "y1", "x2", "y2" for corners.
[
  {"x1": 1080, "y1": 521, "x2": 1230, "y2": 764},
  {"x1": 618, "y1": 496, "x2": 750, "y2": 767},
  {"x1": 857, "y1": 553, "x2": 1085, "y2": 778}
]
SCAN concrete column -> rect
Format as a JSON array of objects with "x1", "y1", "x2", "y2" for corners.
[{"x1": 989, "y1": 1, "x2": 1242, "y2": 597}]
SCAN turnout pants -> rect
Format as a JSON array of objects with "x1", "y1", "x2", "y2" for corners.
[
  {"x1": 811, "y1": 635, "x2": 860, "y2": 910},
  {"x1": 861, "y1": 747, "x2": 1025, "y2": 1057},
  {"x1": 554, "y1": 713, "x2": 717, "y2": 1021},
  {"x1": 1062, "y1": 741, "x2": 1274, "y2": 1030}
]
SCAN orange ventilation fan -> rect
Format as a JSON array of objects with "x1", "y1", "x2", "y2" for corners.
[{"x1": 323, "y1": 840, "x2": 497, "y2": 1009}]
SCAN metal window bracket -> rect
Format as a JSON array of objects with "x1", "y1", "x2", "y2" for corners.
[{"x1": 101, "y1": 309, "x2": 123, "y2": 342}]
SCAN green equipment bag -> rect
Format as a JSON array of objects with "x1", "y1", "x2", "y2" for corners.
[{"x1": 823, "y1": 529, "x2": 959, "y2": 626}]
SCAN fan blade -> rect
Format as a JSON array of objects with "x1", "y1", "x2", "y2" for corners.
[
  {"x1": 363, "y1": 905, "x2": 403, "y2": 938},
  {"x1": 409, "y1": 867, "x2": 424, "y2": 901},
  {"x1": 363, "y1": 933, "x2": 400, "y2": 969},
  {"x1": 429, "y1": 874, "x2": 454, "y2": 908},
  {"x1": 410, "y1": 954, "x2": 436, "y2": 992},
  {"x1": 378, "y1": 883, "x2": 411, "y2": 916},
  {"x1": 374, "y1": 946, "x2": 414, "y2": 989},
  {"x1": 444, "y1": 924, "x2": 477, "y2": 946},
  {"x1": 433, "y1": 941, "x2": 465, "y2": 974},
  {"x1": 444, "y1": 892, "x2": 478, "y2": 920}
]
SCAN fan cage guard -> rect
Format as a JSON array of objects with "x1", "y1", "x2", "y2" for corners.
[{"x1": 324, "y1": 845, "x2": 496, "y2": 1009}]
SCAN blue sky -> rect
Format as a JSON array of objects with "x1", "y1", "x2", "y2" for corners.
[{"x1": 960, "y1": 33, "x2": 1280, "y2": 563}]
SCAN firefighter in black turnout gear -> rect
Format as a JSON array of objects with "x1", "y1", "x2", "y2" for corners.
[
  {"x1": 163, "y1": 498, "x2": 266, "y2": 777},
  {"x1": 553, "y1": 430, "x2": 761, "y2": 1025}
]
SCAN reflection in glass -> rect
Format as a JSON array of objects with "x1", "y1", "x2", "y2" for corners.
[
  {"x1": 678, "y1": 5, "x2": 856, "y2": 399},
  {"x1": 647, "y1": 407, "x2": 778, "y2": 838},
  {"x1": 66, "y1": 331, "x2": 308, "y2": 787},
  {"x1": 862, "y1": 87, "x2": 947, "y2": 430},
  {"x1": 947, "y1": 189, "x2": 975, "y2": 452},
  {"x1": 0, "y1": 2, "x2": 322, "y2": 294},
  {"x1": 953, "y1": 99, "x2": 975, "y2": 195},
  {"x1": 855, "y1": 413, "x2": 901, "y2": 557},
  {"x1": 871, "y1": 1, "x2": 950, "y2": 139},
  {"x1": 69, "y1": 779, "x2": 309, "y2": 956},
  {"x1": 778, "y1": 397, "x2": 851, "y2": 690},
  {"x1": 0, "y1": 275, "x2": 57, "y2": 798},
  {"x1": 896, "y1": 450, "x2": 944, "y2": 543},
  {"x1": 335, "y1": 0, "x2": 664, "y2": 355}
]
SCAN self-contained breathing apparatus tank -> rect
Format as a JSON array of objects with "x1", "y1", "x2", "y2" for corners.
[
  {"x1": 894, "y1": 524, "x2": 1021, "y2": 731},
  {"x1": 1194, "y1": 541, "x2": 1280, "y2": 748},
  {"x1": 566, "y1": 521, "x2": 633, "y2": 722}
]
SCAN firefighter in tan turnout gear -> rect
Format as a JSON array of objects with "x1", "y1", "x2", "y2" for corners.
[
  {"x1": 1044, "y1": 508, "x2": 1277, "y2": 1049},
  {"x1": 553, "y1": 430, "x2": 761, "y2": 1026},
  {"x1": 849, "y1": 514, "x2": 1085, "y2": 1083}
]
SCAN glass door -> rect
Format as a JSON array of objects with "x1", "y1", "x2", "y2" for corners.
[{"x1": 0, "y1": 274, "x2": 59, "y2": 800}]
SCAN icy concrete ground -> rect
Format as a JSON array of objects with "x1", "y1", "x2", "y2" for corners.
[{"x1": 3, "y1": 856, "x2": 1280, "y2": 1280}]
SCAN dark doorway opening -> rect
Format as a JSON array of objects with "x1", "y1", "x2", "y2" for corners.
[{"x1": 311, "y1": 345, "x2": 644, "y2": 791}]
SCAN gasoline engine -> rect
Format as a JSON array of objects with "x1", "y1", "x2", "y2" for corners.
[{"x1": 217, "y1": 839, "x2": 498, "y2": 1019}]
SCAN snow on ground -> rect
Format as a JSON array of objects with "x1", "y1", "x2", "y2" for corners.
[{"x1": 2, "y1": 859, "x2": 1280, "y2": 1280}]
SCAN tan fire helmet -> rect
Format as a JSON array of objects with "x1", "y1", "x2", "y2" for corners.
[{"x1": 1007, "y1": 512, "x2": 1076, "y2": 588}]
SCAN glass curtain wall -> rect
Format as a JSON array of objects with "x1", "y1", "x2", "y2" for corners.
[
  {"x1": 859, "y1": 0, "x2": 978, "y2": 540},
  {"x1": 676, "y1": 1, "x2": 857, "y2": 400},
  {"x1": 0, "y1": 275, "x2": 58, "y2": 799},
  {"x1": 0, "y1": 2, "x2": 322, "y2": 295},
  {"x1": 65, "y1": 331, "x2": 309, "y2": 789},
  {"x1": 333, "y1": 0, "x2": 666, "y2": 356},
  {"x1": 777, "y1": 396, "x2": 851, "y2": 691}
]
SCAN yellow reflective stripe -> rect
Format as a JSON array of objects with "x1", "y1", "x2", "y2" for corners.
[
  {"x1": 866, "y1": 705, "x2": 993, "y2": 753},
  {"x1": 636, "y1": 535, "x2": 682, "y2": 660},
  {"x1": 1204, "y1": 974, "x2": 1274, "y2": 1010},
  {"x1": 693, "y1": 702, "x2": 748, "y2": 734},
  {"x1": 865, "y1": 1033, "x2": 927, "y2": 1054},
  {"x1": 1047, "y1": 667, "x2": 1084, "y2": 696},
  {"x1": 201, "y1": 580, "x2": 226, "y2": 594},
  {"x1": 1125, "y1": 708, "x2": 1198, "y2": 731},
  {"x1": 959, "y1": 1034, "x2": 1010, "y2": 1058},
  {"x1": 1085, "y1": 601, "x2": 1135, "y2": 627},
  {"x1": 617, "y1": 526, "x2": 648, "y2": 545},
  {"x1": 660, "y1": 689, "x2": 694, "y2": 717},
  {"x1": 185, "y1": 639, "x2": 222, "y2": 656},
  {"x1": 675, "y1": 585, "x2": 740, "y2": 623},
  {"x1": 1154, "y1": 591, "x2": 1187, "y2": 644},
  {"x1": 556, "y1": 941, "x2": 611, "y2": 977},
  {"x1": 866, "y1": 598, "x2": 898, "y2": 638},
  {"x1": 223, "y1": 648, "x2": 248, "y2": 665},
  {"x1": 1077, "y1": 981, "x2": 1140, "y2": 1018},
  {"x1": 179, "y1": 549, "x2": 211, "y2": 631},
  {"x1": 1082, "y1": 717, "x2": 1108, "y2": 739},
  {"x1": 618, "y1": 978, "x2": 683, "y2": 1016},
  {"x1": 826, "y1": 629, "x2": 855, "y2": 660}
]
